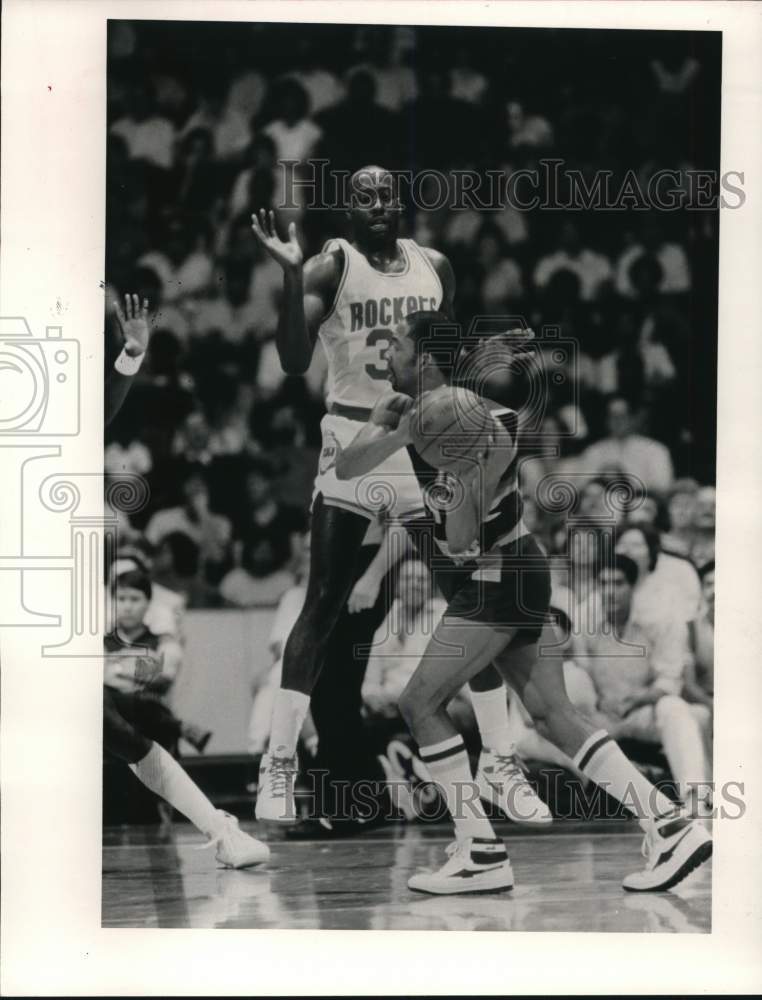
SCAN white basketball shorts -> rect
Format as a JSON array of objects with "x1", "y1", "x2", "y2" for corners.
[{"x1": 313, "y1": 412, "x2": 426, "y2": 520}]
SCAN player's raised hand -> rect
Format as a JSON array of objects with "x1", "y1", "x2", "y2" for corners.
[
  {"x1": 114, "y1": 293, "x2": 152, "y2": 358},
  {"x1": 251, "y1": 209, "x2": 304, "y2": 271}
]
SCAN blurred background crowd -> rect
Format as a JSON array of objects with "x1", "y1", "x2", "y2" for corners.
[{"x1": 104, "y1": 21, "x2": 718, "y2": 807}]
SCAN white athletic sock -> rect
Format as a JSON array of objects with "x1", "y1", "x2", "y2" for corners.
[
  {"x1": 419, "y1": 735, "x2": 497, "y2": 841},
  {"x1": 469, "y1": 686, "x2": 515, "y2": 754},
  {"x1": 573, "y1": 730, "x2": 678, "y2": 832},
  {"x1": 129, "y1": 742, "x2": 221, "y2": 837},
  {"x1": 268, "y1": 688, "x2": 310, "y2": 758}
]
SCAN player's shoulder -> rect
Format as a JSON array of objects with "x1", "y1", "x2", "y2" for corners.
[
  {"x1": 303, "y1": 243, "x2": 345, "y2": 294},
  {"x1": 417, "y1": 244, "x2": 452, "y2": 271}
]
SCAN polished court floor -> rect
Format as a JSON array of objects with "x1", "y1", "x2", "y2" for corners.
[{"x1": 102, "y1": 820, "x2": 711, "y2": 932}]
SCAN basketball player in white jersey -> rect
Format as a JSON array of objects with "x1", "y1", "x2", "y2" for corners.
[{"x1": 250, "y1": 166, "x2": 548, "y2": 827}]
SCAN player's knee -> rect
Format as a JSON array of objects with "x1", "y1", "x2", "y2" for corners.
[{"x1": 654, "y1": 694, "x2": 691, "y2": 727}]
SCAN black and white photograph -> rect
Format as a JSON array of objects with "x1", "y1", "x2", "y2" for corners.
[
  {"x1": 102, "y1": 15, "x2": 721, "y2": 930},
  {"x1": 1, "y1": 1, "x2": 761, "y2": 995}
]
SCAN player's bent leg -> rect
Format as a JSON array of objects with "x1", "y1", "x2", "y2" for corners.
[
  {"x1": 496, "y1": 627, "x2": 712, "y2": 891},
  {"x1": 257, "y1": 496, "x2": 370, "y2": 823},
  {"x1": 104, "y1": 690, "x2": 268, "y2": 868},
  {"x1": 400, "y1": 619, "x2": 514, "y2": 895},
  {"x1": 468, "y1": 662, "x2": 552, "y2": 827}
]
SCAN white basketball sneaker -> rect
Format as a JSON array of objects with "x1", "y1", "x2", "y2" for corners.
[
  {"x1": 622, "y1": 815, "x2": 712, "y2": 892},
  {"x1": 408, "y1": 837, "x2": 514, "y2": 895},
  {"x1": 254, "y1": 751, "x2": 298, "y2": 823},
  {"x1": 476, "y1": 748, "x2": 552, "y2": 826},
  {"x1": 203, "y1": 811, "x2": 270, "y2": 869}
]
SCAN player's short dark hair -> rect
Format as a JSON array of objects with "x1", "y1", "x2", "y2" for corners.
[
  {"x1": 617, "y1": 521, "x2": 661, "y2": 572},
  {"x1": 698, "y1": 559, "x2": 715, "y2": 580},
  {"x1": 601, "y1": 554, "x2": 639, "y2": 588},
  {"x1": 112, "y1": 568, "x2": 152, "y2": 600},
  {"x1": 405, "y1": 310, "x2": 460, "y2": 379}
]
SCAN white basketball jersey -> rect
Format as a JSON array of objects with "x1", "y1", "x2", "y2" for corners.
[{"x1": 318, "y1": 237, "x2": 443, "y2": 408}]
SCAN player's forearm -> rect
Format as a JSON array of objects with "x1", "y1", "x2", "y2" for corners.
[
  {"x1": 277, "y1": 268, "x2": 313, "y2": 374},
  {"x1": 336, "y1": 427, "x2": 406, "y2": 480},
  {"x1": 105, "y1": 350, "x2": 145, "y2": 425}
]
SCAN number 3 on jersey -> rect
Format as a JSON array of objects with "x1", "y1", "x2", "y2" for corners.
[{"x1": 365, "y1": 328, "x2": 392, "y2": 380}]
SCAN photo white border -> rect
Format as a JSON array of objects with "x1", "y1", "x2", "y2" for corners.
[{"x1": 1, "y1": 0, "x2": 761, "y2": 994}]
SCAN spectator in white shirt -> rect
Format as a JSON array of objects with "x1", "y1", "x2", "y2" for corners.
[
  {"x1": 145, "y1": 470, "x2": 232, "y2": 584},
  {"x1": 262, "y1": 78, "x2": 322, "y2": 164},
  {"x1": 110, "y1": 81, "x2": 176, "y2": 171},
  {"x1": 138, "y1": 219, "x2": 213, "y2": 304},
  {"x1": 615, "y1": 521, "x2": 702, "y2": 639},
  {"x1": 533, "y1": 221, "x2": 613, "y2": 302},
  {"x1": 581, "y1": 395, "x2": 674, "y2": 495}
]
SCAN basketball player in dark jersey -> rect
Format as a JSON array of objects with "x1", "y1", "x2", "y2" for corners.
[
  {"x1": 104, "y1": 295, "x2": 268, "y2": 868},
  {"x1": 336, "y1": 310, "x2": 712, "y2": 895}
]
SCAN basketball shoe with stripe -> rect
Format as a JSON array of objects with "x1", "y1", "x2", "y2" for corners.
[
  {"x1": 476, "y1": 749, "x2": 552, "y2": 826},
  {"x1": 408, "y1": 837, "x2": 514, "y2": 895},
  {"x1": 622, "y1": 814, "x2": 712, "y2": 892}
]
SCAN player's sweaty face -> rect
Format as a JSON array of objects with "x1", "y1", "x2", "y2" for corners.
[{"x1": 349, "y1": 172, "x2": 399, "y2": 242}]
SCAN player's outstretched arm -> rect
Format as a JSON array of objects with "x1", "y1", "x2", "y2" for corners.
[
  {"x1": 251, "y1": 210, "x2": 338, "y2": 375},
  {"x1": 335, "y1": 392, "x2": 413, "y2": 480},
  {"x1": 105, "y1": 293, "x2": 152, "y2": 425}
]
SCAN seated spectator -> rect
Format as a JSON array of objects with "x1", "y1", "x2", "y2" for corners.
[
  {"x1": 151, "y1": 532, "x2": 219, "y2": 610},
  {"x1": 474, "y1": 226, "x2": 524, "y2": 307},
  {"x1": 505, "y1": 100, "x2": 554, "y2": 152},
  {"x1": 533, "y1": 221, "x2": 612, "y2": 302},
  {"x1": 104, "y1": 569, "x2": 212, "y2": 754},
  {"x1": 449, "y1": 44, "x2": 488, "y2": 105},
  {"x1": 615, "y1": 521, "x2": 701, "y2": 633},
  {"x1": 288, "y1": 37, "x2": 345, "y2": 115},
  {"x1": 361, "y1": 558, "x2": 474, "y2": 741},
  {"x1": 138, "y1": 217, "x2": 213, "y2": 304},
  {"x1": 685, "y1": 560, "x2": 714, "y2": 711},
  {"x1": 166, "y1": 127, "x2": 223, "y2": 219},
  {"x1": 690, "y1": 486, "x2": 716, "y2": 568},
  {"x1": 262, "y1": 78, "x2": 322, "y2": 164},
  {"x1": 145, "y1": 470, "x2": 233, "y2": 585},
  {"x1": 220, "y1": 459, "x2": 306, "y2": 607},
  {"x1": 514, "y1": 557, "x2": 710, "y2": 810},
  {"x1": 573, "y1": 556, "x2": 711, "y2": 810},
  {"x1": 661, "y1": 477, "x2": 699, "y2": 557},
  {"x1": 227, "y1": 134, "x2": 278, "y2": 220},
  {"x1": 178, "y1": 81, "x2": 251, "y2": 162},
  {"x1": 110, "y1": 80, "x2": 176, "y2": 170},
  {"x1": 615, "y1": 218, "x2": 691, "y2": 298},
  {"x1": 348, "y1": 30, "x2": 417, "y2": 113},
  {"x1": 580, "y1": 394, "x2": 675, "y2": 495}
]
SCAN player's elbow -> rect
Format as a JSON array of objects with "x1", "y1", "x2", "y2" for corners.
[{"x1": 279, "y1": 353, "x2": 310, "y2": 376}]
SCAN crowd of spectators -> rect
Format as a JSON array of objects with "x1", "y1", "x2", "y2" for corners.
[{"x1": 105, "y1": 22, "x2": 719, "y2": 622}]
